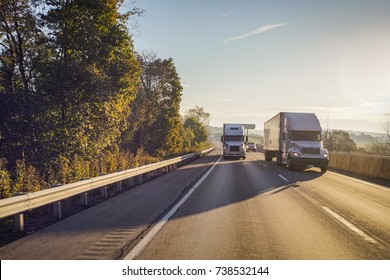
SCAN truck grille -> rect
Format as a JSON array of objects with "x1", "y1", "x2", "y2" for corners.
[
  {"x1": 230, "y1": 146, "x2": 239, "y2": 152},
  {"x1": 302, "y1": 148, "x2": 320, "y2": 154}
]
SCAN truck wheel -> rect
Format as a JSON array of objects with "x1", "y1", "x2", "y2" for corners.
[
  {"x1": 320, "y1": 167, "x2": 327, "y2": 173},
  {"x1": 276, "y1": 153, "x2": 282, "y2": 166},
  {"x1": 287, "y1": 157, "x2": 294, "y2": 170},
  {"x1": 265, "y1": 151, "x2": 272, "y2": 161}
]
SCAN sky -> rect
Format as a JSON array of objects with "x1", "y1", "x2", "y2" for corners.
[{"x1": 126, "y1": 0, "x2": 390, "y2": 133}]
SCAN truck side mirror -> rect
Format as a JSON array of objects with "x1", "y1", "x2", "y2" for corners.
[
  {"x1": 245, "y1": 136, "x2": 248, "y2": 143},
  {"x1": 221, "y1": 136, "x2": 224, "y2": 142}
]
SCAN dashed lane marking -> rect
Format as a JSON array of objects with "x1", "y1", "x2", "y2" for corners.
[{"x1": 278, "y1": 174, "x2": 289, "y2": 183}]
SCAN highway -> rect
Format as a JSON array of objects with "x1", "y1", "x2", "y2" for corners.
[{"x1": 0, "y1": 145, "x2": 389, "y2": 259}]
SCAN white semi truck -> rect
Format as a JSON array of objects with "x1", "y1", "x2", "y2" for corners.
[
  {"x1": 221, "y1": 123, "x2": 248, "y2": 159},
  {"x1": 264, "y1": 112, "x2": 329, "y2": 172}
]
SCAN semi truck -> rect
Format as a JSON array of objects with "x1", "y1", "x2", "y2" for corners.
[
  {"x1": 263, "y1": 112, "x2": 329, "y2": 172},
  {"x1": 221, "y1": 123, "x2": 248, "y2": 159}
]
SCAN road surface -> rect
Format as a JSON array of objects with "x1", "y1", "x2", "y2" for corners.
[{"x1": 1, "y1": 146, "x2": 389, "y2": 259}]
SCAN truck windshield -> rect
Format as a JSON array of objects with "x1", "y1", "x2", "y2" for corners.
[
  {"x1": 224, "y1": 135, "x2": 244, "y2": 141},
  {"x1": 291, "y1": 131, "x2": 321, "y2": 141}
]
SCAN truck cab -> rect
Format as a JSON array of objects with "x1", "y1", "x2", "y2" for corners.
[
  {"x1": 282, "y1": 130, "x2": 329, "y2": 172},
  {"x1": 221, "y1": 124, "x2": 247, "y2": 159}
]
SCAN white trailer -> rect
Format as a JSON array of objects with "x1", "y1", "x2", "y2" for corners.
[{"x1": 264, "y1": 112, "x2": 329, "y2": 172}]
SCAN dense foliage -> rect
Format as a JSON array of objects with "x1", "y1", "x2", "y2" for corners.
[
  {"x1": 0, "y1": 0, "x2": 210, "y2": 198},
  {"x1": 183, "y1": 106, "x2": 210, "y2": 149}
]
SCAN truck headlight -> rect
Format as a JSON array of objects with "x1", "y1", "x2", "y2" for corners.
[
  {"x1": 292, "y1": 152, "x2": 301, "y2": 157},
  {"x1": 323, "y1": 153, "x2": 328, "y2": 158}
]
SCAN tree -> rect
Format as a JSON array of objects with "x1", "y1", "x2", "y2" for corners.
[
  {"x1": 183, "y1": 106, "x2": 210, "y2": 148},
  {"x1": 0, "y1": 158, "x2": 12, "y2": 198},
  {"x1": 185, "y1": 106, "x2": 210, "y2": 126},
  {"x1": 384, "y1": 120, "x2": 390, "y2": 147},
  {"x1": 1, "y1": 0, "x2": 143, "y2": 188},
  {"x1": 37, "y1": 0, "x2": 141, "y2": 165},
  {"x1": 367, "y1": 120, "x2": 390, "y2": 156},
  {"x1": 324, "y1": 130, "x2": 357, "y2": 152},
  {"x1": 122, "y1": 51, "x2": 184, "y2": 157},
  {"x1": 0, "y1": 0, "x2": 44, "y2": 165}
]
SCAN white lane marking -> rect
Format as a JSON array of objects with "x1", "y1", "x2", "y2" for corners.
[
  {"x1": 322, "y1": 206, "x2": 377, "y2": 244},
  {"x1": 278, "y1": 174, "x2": 289, "y2": 183},
  {"x1": 328, "y1": 171, "x2": 390, "y2": 192},
  {"x1": 262, "y1": 164, "x2": 268, "y2": 167},
  {"x1": 123, "y1": 155, "x2": 222, "y2": 260}
]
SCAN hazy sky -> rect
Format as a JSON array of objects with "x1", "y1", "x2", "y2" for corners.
[{"x1": 129, "y1": 0, "x2": 390, "y2": 133}]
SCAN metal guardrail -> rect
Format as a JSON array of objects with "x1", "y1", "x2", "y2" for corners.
[{"x1": 0, "y1": 147, "x2": 215, "y2": 231}]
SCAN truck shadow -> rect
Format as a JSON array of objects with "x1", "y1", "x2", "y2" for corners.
[{"x1": 170, "y1": 155, "x2": 325, "y2": 221}]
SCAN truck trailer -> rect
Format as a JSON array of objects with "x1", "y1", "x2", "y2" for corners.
[
  {"x1": 221, "y1": 123, "x2": 247, "y2": 159},
  {"x1": 263, "y1": 112, "x2": 329, "y2": 172}
]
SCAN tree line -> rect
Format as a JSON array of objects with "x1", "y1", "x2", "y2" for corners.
[
  {"x1": 323, "y1": 128, "x2": 390, "y2": 155},
  {"x1": 0, "y1": 0, "x2": 210, "y2": 198}
]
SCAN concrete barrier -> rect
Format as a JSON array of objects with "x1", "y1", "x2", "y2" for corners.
[{"x1": 329, "y1": 152, "x2": 390, "y2": 181}]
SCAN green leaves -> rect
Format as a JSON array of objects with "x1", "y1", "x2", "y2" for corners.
[
  {"x1": 183, "y1": 106, "x2": 210, "y2": 149},
  {"x1": 0, "y1": 1, "x2": 210, "y2": 192},
  {"x1": 121, "y1": 52, "x2": 185, "y2": 157},
  {"x1": 37, "y1": 0, "x2": 140, "y2": 161}
]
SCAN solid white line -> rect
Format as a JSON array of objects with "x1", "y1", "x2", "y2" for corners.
[
  {"x1": 322, "y1": 206, "x2": 377, "y2": 244},
  {"x1": 278, "y1": 174, "x2": 289, "y2": 182},
  {"x1": 328, "y1": 171, "x2": 390, "y2": 192},
  {"x1": 123, "y1": 155, "x2": 222, "y2": 260}
]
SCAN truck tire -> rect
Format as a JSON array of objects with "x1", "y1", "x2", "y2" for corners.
[
  {"x1": 265, "y1": 151, "x2": 272, "y2": 161},
  {"x1": 287, "y1": 157, "x2": 294, "y2": 170},
  {"x1": 276, "y1": 152, "x2": 283, "y2": 166},
  {"x1": 320, "y1": 167, "x2": 327, "y2": 173}
]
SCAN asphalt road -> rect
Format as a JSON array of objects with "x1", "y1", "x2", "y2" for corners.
[
  {"x1": 135, "y1": 150, "x2": 390, "y2": 260},
  {"x1": 1, "y1": 146, "x2": 389, "y2": 259}
]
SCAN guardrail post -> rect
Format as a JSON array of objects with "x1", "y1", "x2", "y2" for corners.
[
  {"x1": 80, "y1": 193, "x2": 88, "y2": 206},
  {"x1": 13, "y1": 213, "x2": 24, "y2": 232},
  {"x1": 138, "y1": 174, "x2": 143, "y2": 185},
  {"x1": 12, "y1": 193, "x2": 25, "y2": 232},
  {"x1": 53, "y1": 201, "x2": 62, "y2": 220},
  {"x1": 51, "y1": 184, "x2": 62, "y2": 220},
  {"x1": 128, "y1": 177, "x2": 134, "y2": 187},
  {"x1": 116, "y1": 181, "x2": 122, "y2": 192},
  {"x1": 99, "y1": 173, "x2": 108, "y2": 198},
  {"x1": 101, "y1": 186, "x2": 108, "y2": 198},
  {"x1": 79, "y1": 178, "x2": 89, "y2": 206}
]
